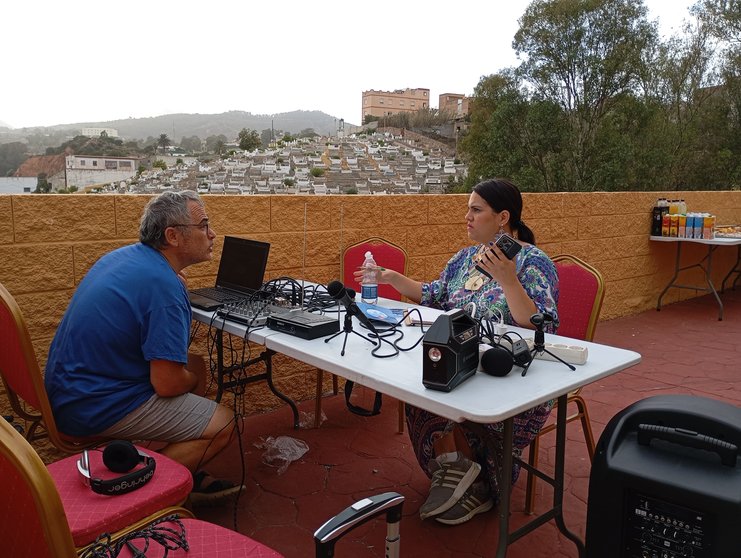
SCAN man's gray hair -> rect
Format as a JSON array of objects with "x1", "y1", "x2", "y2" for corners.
[{"x1": 140, "y1": 190, "x2": 203, "y2": 249}]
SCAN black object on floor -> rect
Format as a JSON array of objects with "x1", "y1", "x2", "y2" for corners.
[{"x1": 586, "y1": 394, "x2": 741, "y2": 558}]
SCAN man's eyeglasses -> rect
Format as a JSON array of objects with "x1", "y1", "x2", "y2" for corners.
[{"x1": 171, "y1": 222, "x2": 210, "y2": 233}]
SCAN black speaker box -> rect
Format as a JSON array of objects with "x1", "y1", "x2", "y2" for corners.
[
  {"x1": 586, "y1": 394, "x2": 741, "y2": 558},
  {"x1": 422, "y1": 309, "x2": 478, "y2": 391}
]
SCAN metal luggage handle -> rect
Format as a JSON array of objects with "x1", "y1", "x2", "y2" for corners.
[
  {"x1": 314, "y1": 491, "x2": 404, "y2": 558},
  {"x1": 637, "y1": 423, "x2": 738, "y2": 467}
]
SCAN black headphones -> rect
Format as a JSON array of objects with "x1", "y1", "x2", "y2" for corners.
[{"x1": 77, "y1": 440, "x2": 156, "y2": 495}]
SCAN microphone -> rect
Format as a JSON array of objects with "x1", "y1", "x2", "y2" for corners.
[
  {"x1": 480, "y1": 345, "x2": 514, "y2": 377},
  {"x1": 327, "y1": 280, "x2": 378, "y2": 336},
  {"x1": 346, "y1": 287, "x2": 356, "y2": 300}
]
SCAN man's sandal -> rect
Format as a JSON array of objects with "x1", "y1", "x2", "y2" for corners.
[{"x1": 189, "y1": 470, "x2": 244, "y2": 506}]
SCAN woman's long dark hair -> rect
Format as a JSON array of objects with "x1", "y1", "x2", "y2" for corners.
[{"x1": 472, "y1": 178, "x2": 536, "y2": 245}]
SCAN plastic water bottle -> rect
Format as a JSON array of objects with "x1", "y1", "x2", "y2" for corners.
[{"x1": 361, "y1": 251, "x2": 378, "y2": 304}]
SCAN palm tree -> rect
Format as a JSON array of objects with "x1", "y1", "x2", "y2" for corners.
[{"x1": 157, "y1": 134, "x2": 171, "y2": 155}]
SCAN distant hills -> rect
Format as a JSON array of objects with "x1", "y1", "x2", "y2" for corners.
[{"x1": 1, "y1": 110, "x2": 355, "y2": 141}]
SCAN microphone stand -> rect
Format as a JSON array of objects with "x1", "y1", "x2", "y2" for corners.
[
  {"x1": 324, "y1": 310, "x2": 378, "y2": 356},
  {"x1": 520, "y1": 323, "x2": 576, "y2": 377}
]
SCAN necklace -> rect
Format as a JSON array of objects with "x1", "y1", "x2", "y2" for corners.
[{"x1": 464, "y1": 245, "x2": 489, "y2": 291}]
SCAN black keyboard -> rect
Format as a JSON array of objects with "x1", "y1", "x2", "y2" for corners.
[{"x1": 190, "y1": 287, "x2": 244, "y2": 303}]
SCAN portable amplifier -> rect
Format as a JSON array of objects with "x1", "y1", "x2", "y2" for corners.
[{"x1": 586, "y1": 394, "x2": 741, "y2": 558}]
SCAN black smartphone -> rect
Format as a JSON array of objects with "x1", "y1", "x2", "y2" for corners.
[
  {"x1": 495, "y1": 233, "x2": 522, "y2": 260},
  {"x1": 473, "y1": 234, "x2": 522, "y2": 278}
]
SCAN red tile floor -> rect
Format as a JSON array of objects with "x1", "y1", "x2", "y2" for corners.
[{"x1": 194, "y1": 289, "x2": 741, "y2": 557}]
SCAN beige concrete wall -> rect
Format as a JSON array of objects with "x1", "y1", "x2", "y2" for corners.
[{"x1": 2, "y1": 191, "x2": 741, "y2": 427}]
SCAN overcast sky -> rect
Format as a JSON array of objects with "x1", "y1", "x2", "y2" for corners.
[{"x1": 1, "y1": 0, "x2": 696, "y2": 130}]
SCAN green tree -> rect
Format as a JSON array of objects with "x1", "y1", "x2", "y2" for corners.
[
  {"x1": 260, "y1": 129, "x2": 273, "y2": 148},
  {"x1": 695, "y1": 0, "x2": 741, "y2": 187},
  {"x1": 650, "y1": 21, "x2": 720, "y2": 188},
  {"x1": 237, "y1": 128, "x2": 261, "y2": 151},
  {"x1": 459, "y1": 71, "x2": 571, "y2": 191},
  {"x1": 513, "y1": 0, "x2": 657, "y2": 189},
  {"x1": 180, "y1": 135, "x2": 202, "y2": 153},
  {"x1": 205, "y1": 134, "x2": 228, "y2": 153},
  {"x1": 694, "y1": 0, "x2": 741, "y2": 47},
  {"x1": 34, "y1": 173, "x2": 51, "y2": 193},
  {"x1": 157, "y1": 134, "x2": 171, "y2": 155},
  {"x1": 0, "y1": 141, "x2": 27, "y2": 176}
]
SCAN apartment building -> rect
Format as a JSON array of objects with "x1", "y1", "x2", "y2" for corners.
[
  {"x1": 438, "y1": 93, "x2": 470, "y2": 118},
  {"x1": 361, "y1": 88, "x2": 429, "y2": 123},
  {"x1": 65, "y1": 154, "x2": 145, "y2": 189},
  {"x1": 81, "y1": 127, "x2": 119, "y2": 138}
]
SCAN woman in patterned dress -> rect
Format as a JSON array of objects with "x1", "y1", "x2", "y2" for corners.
[{"x1": 358, "y1": 178, "x2": 559, "y2": 525}]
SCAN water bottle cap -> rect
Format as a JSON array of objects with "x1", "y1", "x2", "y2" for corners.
[{"x1": 365, "y1": 251, "x2": 372, "y2": 258}]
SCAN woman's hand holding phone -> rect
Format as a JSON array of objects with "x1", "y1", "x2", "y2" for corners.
[{"x1": 474, "y1": 234, "x2": 521, "y2": 283}]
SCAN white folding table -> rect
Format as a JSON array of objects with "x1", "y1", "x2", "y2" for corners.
[
  {"x1": 191, "y1": 306, "x2": 301, "y2": 428},
  {"x1": 194, "y1": 301, "x2": 641, "y2": 557},
  {"x1": 651, "y1": 235, "x2": 741, "y2": 320}
]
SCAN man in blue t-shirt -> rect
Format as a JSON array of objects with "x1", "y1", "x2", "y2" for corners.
[{"x1": 45, "y1": 191, "x2": 238, "y2": 503}]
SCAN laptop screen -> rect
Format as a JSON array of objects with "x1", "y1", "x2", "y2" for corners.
[{"x1": 216, "y1": 236, "x2": 270, "y2": 294}]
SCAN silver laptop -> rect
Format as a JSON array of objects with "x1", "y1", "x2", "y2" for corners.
[{"x1": 188, "y1": 236, "x2": 270, "y2": 310}]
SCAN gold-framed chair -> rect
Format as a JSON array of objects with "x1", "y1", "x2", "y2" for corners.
[
  {"x1": 524, "y1": 254, "x2": 605, "y2": 514},
  {"x1": 0, "y1": 281, "x2": 194, "y2": 551},
  {"x1": 315, "y1": 237, "x2": 409, "y2": 432},
  {"x1": 0, "y1": 417, "x2": 286, "y2": 558},
  {"x1": 0, "y1": 281, "x2": 98, "y2": 454}
]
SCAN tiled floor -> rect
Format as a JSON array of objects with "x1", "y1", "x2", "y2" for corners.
[{"x1": 194, "y1": 289, "x2": 741, "y2": 557}]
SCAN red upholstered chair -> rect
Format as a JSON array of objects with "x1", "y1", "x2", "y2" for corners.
[
  {"x1": 0, "y1": 281, "x2": 98, "y2": 454},
  {"x1": 49, "y1": 446, "x2": 194, "y2": 550},
  {"x1": 315, "y1": 238, "x2": 409, "y2": 432},
  {"x1": 341, "y1": 237, "x2": 408, "y2": 303},
  {"x1": 524, "y1": 254, "x2": 605, "y2": 514},
  {"x1": 0, "y1": 281, "x2": 194, "y2": 551},
  {"x1": 0, "y1": 417, "x2": 404, "y2": 558},
  {"x1": 0, "y1": 417, "x2": 283, "y2": 558}
]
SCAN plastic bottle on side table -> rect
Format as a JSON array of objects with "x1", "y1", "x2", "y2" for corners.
[
  {"x1": 652, "y1": 198, "x2": 668, "y2": 236},
  {"x1": 361, "y1": 250, "x2": 378, "y2": 304}
]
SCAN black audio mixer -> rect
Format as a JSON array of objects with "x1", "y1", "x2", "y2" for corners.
[{"x1": 216, "y1": 299, "x2": 293, "y2": 326}]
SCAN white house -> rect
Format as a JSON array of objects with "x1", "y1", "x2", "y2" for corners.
[
  {"x1": 81, "y1": 127, "x2": 119, "y2": 138},
  {"x1": 0, "y1": 177, "x2": 37, "y2": 193},
  {"x1": 65, "y1": 155, "x2": 145, "y2": 189}
]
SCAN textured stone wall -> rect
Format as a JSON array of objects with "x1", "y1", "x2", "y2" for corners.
[{"x1": 2, "y1": 191, "x2": 741, "y2": 431}]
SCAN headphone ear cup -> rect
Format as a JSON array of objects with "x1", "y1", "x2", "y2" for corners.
[
  {"x1": 480, "y1": 345, "x2": 514, "y2": 377},
  {"x1": 103, "y1": 440, "x2": 140, "y2": 473}
]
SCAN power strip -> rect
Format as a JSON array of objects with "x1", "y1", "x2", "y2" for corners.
[{"x1": 524, "y1": 338, "x2": 588, "y2": 365}]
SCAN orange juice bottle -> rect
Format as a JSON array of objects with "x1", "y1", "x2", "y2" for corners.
[
  {"x1": 670, "y1": 214, "x2": 679, "y2": 237},
  {"x1": 661, "y1": 213, "x2": 671, "y2": 236}
]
